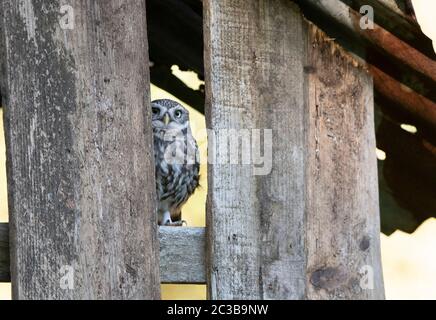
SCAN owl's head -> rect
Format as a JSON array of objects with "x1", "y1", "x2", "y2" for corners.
[{"x1": 151, "y1": 99, "x2": 190, "y2": 130}]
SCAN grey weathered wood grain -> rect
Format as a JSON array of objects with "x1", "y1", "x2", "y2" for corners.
[
  {"x1": 159, "y1": 226, "x2": 206, "y2": 284},
  {"x1": 305, "y1": 26, "x2": 384, "y2": 299},
  {"x1": 204, "y1": 0, "x2": 309, "y2": 300},
  {"x1": 0, "y1": 1, "x2": 160, "y2": 299},
  {"x1": 204, "y1": 0, "x2": 384, "y2": 299},
  {"x1": 1, "y1": 224, "x2": 207, "y2": 284},
  {"x1": 0, "y1": 223, "x2": 9, "y2": 282}
]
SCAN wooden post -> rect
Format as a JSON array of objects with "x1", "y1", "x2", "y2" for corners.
[
  {"x1": 0, "y1": 223, "x2": 9, "y2": 282},
  {"x1": 305, "y1": 28, "x2": 384, "y2": 300},
  {"x1": 0, "y1": 1, "x2": 160, "y2": 299},
  {"x1": 204, "y1": 0, "x2": 384, "y2": 299}
]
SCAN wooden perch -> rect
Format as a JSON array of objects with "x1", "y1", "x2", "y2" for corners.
[
  {"x1": 159, "y1": 227, "x2": 206, "y2": 284},
  {"x1": 0, "y1": 225, "x2": 207, "y2": 284}
]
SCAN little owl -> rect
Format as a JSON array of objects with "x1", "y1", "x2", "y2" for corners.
[{"x1": 151, "y1": 99, "x2": 200, "y2": 226}]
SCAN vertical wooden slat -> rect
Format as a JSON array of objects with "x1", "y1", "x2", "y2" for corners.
[
  {"x1": 0, "y1": 1, "x2": 160, "y2": 299},
  {"x1": 305, "y1": 27, "x2": 385, "y2": 299},
  {"x1": 204, "y1": 0, "x2": 384, "y2": 299},
  {"x1": 204, "y1": 0, "x2": 308, "y2": 300}
]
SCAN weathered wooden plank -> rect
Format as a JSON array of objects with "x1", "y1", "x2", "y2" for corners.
[
  {"x1": 204, "y1": 0, "x2": 384, "y2": 299},
  {"x1": 0, "y1": 1, "x2": 160, "y2": 299},
  {"x1": 0, "y1": 223, "x2": 9, "y2": 282},
  {"x1": 305, "y1": 27, "x2": 384, "y2": 299},
  {"x1": 204, "y1": 0, "x2": 309, "y2": 300},
  {"x1": 159, "y1": 227, "x2": 206, "y2": 284},
  {"x1": 1, "y1": 224, "x2": 207, "y2": 284}
]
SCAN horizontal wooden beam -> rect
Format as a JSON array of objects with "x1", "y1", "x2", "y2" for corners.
[
  {"x1": 370, "y1": 64, "x2": 436, "y2": 127},
  {"x1": 339, "y1": 0, "x2": 435, "y2": 59},
  {"x1": 0, "y1": 224, "x2": 206, "y2": 284},
  {"x1": 373, "y1": 0, "x2": 415, "y2": 21},
  {"x1": 300, "y1": 0, "x2": 436, "y2": 83},
  {"x1": 159, "y1": 226, "x2": 206, "y2": 284},
  {"x1": 296, "y1": 0, "x2": 436, "y2": 122}
]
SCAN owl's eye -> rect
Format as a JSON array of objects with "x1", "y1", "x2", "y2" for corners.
[
  {"x1": 152, "y1": 107, "x2": 160, "y2": 115},
  {"x1": 174, "y1": 110, "x2": 183, "y2": 118}
]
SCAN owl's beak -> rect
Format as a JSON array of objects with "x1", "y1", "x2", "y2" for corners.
[{"x1": 163, "y1": 114, "x2": 170, "y2": 125}]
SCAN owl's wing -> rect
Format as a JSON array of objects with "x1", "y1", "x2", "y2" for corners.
[{"x1": 186, "y1": 131, "x2": 200, "y2": 166}]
